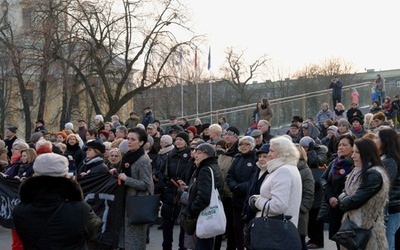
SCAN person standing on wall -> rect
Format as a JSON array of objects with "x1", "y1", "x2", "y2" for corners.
[{"x1": 329, "y1": 76, "x2": 343, "y2": 109}]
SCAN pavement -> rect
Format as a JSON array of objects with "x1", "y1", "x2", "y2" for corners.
[{"x1": 0, "y1": 223, "x2": 337, "y2": 249}]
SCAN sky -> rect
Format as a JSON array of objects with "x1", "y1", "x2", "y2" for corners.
[{"x1": 185, "y1": 0, "x2": 399, "y2": 80}]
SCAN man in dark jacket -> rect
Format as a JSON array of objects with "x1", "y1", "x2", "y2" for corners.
[
  {"x1": 12, "y1": 153, "x2": 102, "y2": 249},
  {"x1": 4, "y1": 126, "x2": 17, "y2": 159},
  {"x1": 329, "y1": 76, "x2": 343, "y2": 108},
  {"x1": 142, "y1": 107, "x2": 155, "y2": 128}
]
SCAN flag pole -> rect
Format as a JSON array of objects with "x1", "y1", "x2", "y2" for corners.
[
  {"x1": 180, "y1": 49, "x2": 183, "y2": 117},
  {"x1": 208, "y1": 46, "x2": 212, "y2": 123},
  {"x1": 195, "y1": 48, "x2": 198, "y2": 116}
]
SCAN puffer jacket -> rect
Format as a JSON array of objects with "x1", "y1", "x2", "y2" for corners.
[
  {"x1": 226, "y1": 150, "x2": 258, "y2": 208},
  {"x1": 182, "y1": 156, "x2": 223, "y2": 219},
  {"x1": 13, "y1": 176, "x2": 102, "y2": 249}
]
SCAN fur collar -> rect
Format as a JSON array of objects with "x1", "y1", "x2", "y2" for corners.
[{"x1": 19, "y1": 176, "x2": 83, "y2": 203}]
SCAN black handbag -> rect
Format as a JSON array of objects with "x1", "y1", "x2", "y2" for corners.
[
  {"x1": 125, "y1": 194, "x2": 160, "y2": 225},
  {"x1": 244, "y1": 201, "x2": 301, "y2": 250},
  {"x1": 331, "y1": 215, "x2": 372, "y2": 250}
]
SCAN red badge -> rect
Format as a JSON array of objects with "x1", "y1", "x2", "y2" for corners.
[{"x1": 339, "y1": 169, "x2": 345, "y2": 175}]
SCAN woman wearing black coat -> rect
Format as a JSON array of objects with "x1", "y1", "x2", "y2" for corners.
[
  {"x1": 321, "y1": 134, "x2": 355, "y2": 249},
  {"x1": 182, "y1": 143, "x2": 223, "y2": 249},
  {"x1": 13, "y1": 153, "x2": 102, "y2": 249},
  {"x1": 64, "y1": 134, "x2": 84, "y2": 171},
  {"x1": 226, "y1": 136, "x2": 258, "y2": 250}
]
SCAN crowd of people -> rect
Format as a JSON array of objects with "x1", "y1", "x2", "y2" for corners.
[{"x1": 1, "y1": 95, "x2": 400, "y2": 249}]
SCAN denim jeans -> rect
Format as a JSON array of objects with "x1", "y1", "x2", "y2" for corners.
[{"x1": 386, "y1": 212, "x2": 400, "y2": 250}]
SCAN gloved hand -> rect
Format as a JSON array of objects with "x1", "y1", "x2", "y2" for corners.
[{"x1": 248, "y1": 195, "x2": 260, "y2": 212}]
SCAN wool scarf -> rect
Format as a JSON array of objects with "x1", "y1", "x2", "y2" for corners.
[
  {"x1": 331, "y1": 156, "x2": 354, "y2": 181},
  {"x1": 120, "y1": 147, "x2": 145, "y2": 176}
]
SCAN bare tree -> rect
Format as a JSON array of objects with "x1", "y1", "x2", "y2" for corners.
[
  {"x1": 221, "y1": 47, "x2": 269, "y2": 106},
  {"x1": 54, "y1": 0, "x2": 201, "y2": 120}
]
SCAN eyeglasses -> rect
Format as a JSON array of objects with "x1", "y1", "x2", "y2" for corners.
[
  {"x1": 11, "y1": 147, "x2": 20, "y2": 151},
  {"x1": 239, "y1": 143, "x2": 251, "y2": 147},
  {"x1": 109, "y1": 155, "x2": 119, "y2": 158}
]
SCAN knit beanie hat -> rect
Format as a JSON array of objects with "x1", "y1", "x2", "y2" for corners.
[
  {"x1": 176, "y1": 132, "x2": 190, "y2": 146},
  {"x1": 65, "y1": 122, "x2": 74, "y2": 130},
  {"x1": 337, "y1": 118, "x2": 351, "y2": 129},
  {"x1": 299, "y1": 136, "x2": 315, "y2": 148},
  {"x1": 33, "y1": 153, "x2": 69, "y2": 177},
  {"x1": 186, "y1": 126, "x2": 197, "y2": 135},
  {"x1": 161, "y1": 135, "x2": 173, "y2": 146}
]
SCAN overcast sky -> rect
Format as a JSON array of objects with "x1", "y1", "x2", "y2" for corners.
[{"x1": 186, "y1": 0, "x2": 398, "y2": 80}]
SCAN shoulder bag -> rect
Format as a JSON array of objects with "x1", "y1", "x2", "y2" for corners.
[
  {"x1": 331, "y1": 214, "x2": 372, "y2": 250},
  {"x1": 196, "y1": 167, "x2": 226, "y2": 239},
  {"x1": 126, "y1": 194, "x2": 161, "y2": 225},
  {"x1": 244, "y1": 200, "x2": 301, "y2": 250}
]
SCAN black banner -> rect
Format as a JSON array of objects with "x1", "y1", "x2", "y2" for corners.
[
  {"x1": 0, "y1": 173, "x2": 125, "y2": 248},
  {"x1": 0, "y1": 178, "x2": 20, "y2": 229}
]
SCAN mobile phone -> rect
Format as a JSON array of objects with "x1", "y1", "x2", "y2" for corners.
[{"x1": 170, "y1": 179, "x2": 181, "y2": 189}]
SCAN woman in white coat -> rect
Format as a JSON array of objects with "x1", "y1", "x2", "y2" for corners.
[{"x1": 249, "y1": 136, "x2": 302, "y2": 227}]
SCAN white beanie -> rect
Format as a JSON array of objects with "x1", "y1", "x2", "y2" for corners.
[
  {"x1": 33, "y1": 153, "x2": 69, "y2": 177},
  {"x1": 95, "y1": 114, "x2": 104, "y2": 122},
  {"x1": 65, "y1": 122, "x2": 74, "y2": 130},
  {"x1": 161, "y1": 135, "x2": 173, "y2": 145}
]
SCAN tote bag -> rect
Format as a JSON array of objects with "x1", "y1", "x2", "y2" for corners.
[
  {"x1": 126, "y1": 194, "x2": 160, "y2": 225},
  {"x1": 196, "y1": 167, "x2": 226, "y2": 239}
]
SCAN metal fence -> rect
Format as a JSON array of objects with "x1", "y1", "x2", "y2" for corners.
[{"x1": 160, "y1": 81, "x2": 378, "y2": 135}]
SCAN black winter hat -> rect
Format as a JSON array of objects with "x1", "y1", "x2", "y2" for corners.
[
  {"x1": 201, "y1": 123, "x2": 211, "y2": 132},
  {"x1": 85, "y1": 140, "x2": 105, "y2": 154},
  {"x1": 7, "y1": 126, "x2": 17, "y2": 134},
  {"x1": 175, "y1": 132, "x2": 190, "y2": 146}
]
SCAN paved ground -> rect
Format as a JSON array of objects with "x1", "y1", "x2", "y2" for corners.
[{"x1": 1, "y1": 223, "x2": 336, "y2": 249}]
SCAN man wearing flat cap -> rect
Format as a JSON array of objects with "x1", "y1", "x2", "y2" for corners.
[
  {"x1": 250, "y1": 129, "x2": 264, "y2": 150},
  {"x1": 12, "y1": 153, "x2": 102, "y2": 249},
  {"x1": 4, "y1": 126, "x2": 18, "y2": 158}
]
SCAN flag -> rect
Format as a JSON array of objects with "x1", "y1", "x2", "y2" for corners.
[
  {"x1": 207, "y1": 46, "x2": 211, "y2": 70},
  {"x1": 194, "y1": 48, "x2": 197, "y2": 69}
]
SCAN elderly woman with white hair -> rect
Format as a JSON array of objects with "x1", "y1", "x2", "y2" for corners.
[
  {"x1": 226, "y1": 135, "x2": 258, "y2": 249},
  {"x1": 249, "y1": 136, "x2": 302, "y2": 229}
]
